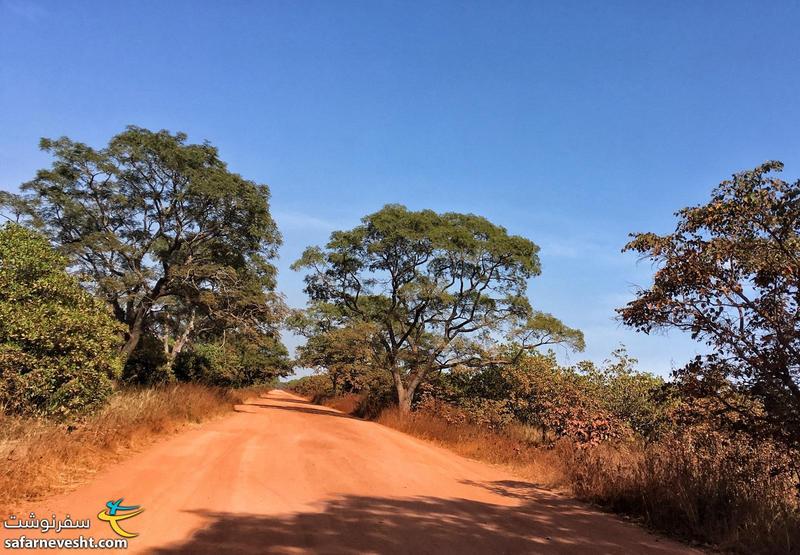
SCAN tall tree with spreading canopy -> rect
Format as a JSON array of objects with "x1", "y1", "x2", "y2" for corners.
[
  {"x1": 5, "y1": 126, "x2": 285, "y2": 372},
  {"x1": 619, "y1": 161, "x2": 800, "y2": 451},
  {"x1": 292, "y1": 204, "x2": 583, "y2": 411}
]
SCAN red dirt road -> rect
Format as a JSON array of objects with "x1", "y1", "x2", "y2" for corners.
[{"x1": 2, "y1": 390, "x2": 698, "y2": 554}]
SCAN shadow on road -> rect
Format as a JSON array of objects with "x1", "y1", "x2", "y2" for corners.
[
  {"x1": 152, "y1": 482, "x2": 682, "y2": 554},
  {"x1": 255, "y1": 396, "x2": 312, "y2": 405},
  {"x1": 460, "y1": 479, "x2": 553, "y2": 499},
  {"x1": 235, "y1": 402, "x2": 358, "y2": 420}
]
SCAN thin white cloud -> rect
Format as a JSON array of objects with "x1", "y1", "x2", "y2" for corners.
[
  {"x1": 273, "y1": 210, "x2": 339, "y2": 232},
  {"x1": 537, "y1": 235, "x2": 627, "y2": 266},
  {"x1": 538, "y1": 239, "x2": 581, "y2": 258},
  {"x1": 3, "y1": 0, "x2": 47, "y2": 21}
]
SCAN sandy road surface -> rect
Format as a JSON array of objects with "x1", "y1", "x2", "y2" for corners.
[{"x1": 1, "y1": 390, "x2": 698, "y2": 554}]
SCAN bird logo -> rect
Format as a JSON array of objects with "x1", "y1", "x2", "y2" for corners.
[{"x1": 97, "y1": 499, "x2": 144, "y2": 538}]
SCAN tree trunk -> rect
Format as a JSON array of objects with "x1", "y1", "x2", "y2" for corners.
[
  {"x1": 391, "y1": 366, "x2": 425, "y2": 414},
  {"x1": 161, "y1": 312, "x2": 195, "y2": 376},
  {"x1": 397, "y1": 388, "x2": 413, "y2": 413},
  {"x1": 120, "y1": 279, "x2": 165, "y2": 361},
  {"x1": 121, "y1": 310, "x2": 146, "y2": 360},
  {"x1": 391, "y1": 367, "x2": 410, "y2": 414},
  {"x1": 171, "y1": 312, "x2": 195, "y2": 359}
]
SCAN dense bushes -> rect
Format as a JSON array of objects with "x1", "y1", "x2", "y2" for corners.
[
  {"x1": 418, "y1": 349, "x2": 668, "y2": 445},
  {"x1": 0, "y1": 224, "x2": 124, "y2": 418},
  {"x1": 174, "y1": 336, "x2": 289, "y2": 388},
  {"x1": 121, "y1": 334, "x2": 289, "y2": 388},
  {"x1": 285, "y1": 374, "x2": 333, "y2": 399}
]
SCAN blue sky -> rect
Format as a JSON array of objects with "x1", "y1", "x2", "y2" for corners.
[{"x1": 2, "y1": 0, "x2": 799, "y2": 376}]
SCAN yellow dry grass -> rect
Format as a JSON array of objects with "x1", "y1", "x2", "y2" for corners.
[
  {"x1": 376, "y1": 405, "x2": 800, "y2": 554},
  {"x1": 0, "y1": 383, "x2": 269, "y2": 513}
]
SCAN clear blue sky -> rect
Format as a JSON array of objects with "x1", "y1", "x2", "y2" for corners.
[{"x1": 2, "y1": 0, "x2": 799, "y2": 376}]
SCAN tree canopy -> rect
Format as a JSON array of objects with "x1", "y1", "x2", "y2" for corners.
[
  {"x1": 619, "y1": 161, "x2": 800, "y2": 450},
  {"x1": 292, "y1": 204, "x2": 583, "y2": 410},
  {"x1": 5, "y1": 126, "x2": 287, "y2": 379}
]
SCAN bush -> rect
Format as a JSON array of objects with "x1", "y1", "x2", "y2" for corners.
[
  {"x1": 0, "y1": 224, "x2": 124, "y2": 418},
  {"x1": 285, "y1": 374, "x2": 333, "y2": 399},
  {"x1": 122, "y1": 333, "x2": 172, "y2": 385},
  {"x1": 352, "y1": 369, "x2": 395, "y2": 419},
  {"x1": 415, "y1": 394, "x2": 514, "y2": 431},
  {"x1": 419, "y1": 349, "x2": 669, "y2": 445},
  {"x1": 576, "y1": 348, "x2": 671, "y2": 441},
  {"x1": 174, "y1": 337, "x2": 289, "y2": 388}
]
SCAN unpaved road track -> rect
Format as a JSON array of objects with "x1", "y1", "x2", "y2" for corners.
[{"x1": 3, "y1": 390, "x2": 697, "y2": 554}]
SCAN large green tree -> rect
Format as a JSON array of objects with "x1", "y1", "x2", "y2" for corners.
[
  {"x1": 0, "y1": 224, "x2": 123, "y2": 418},
  {"x1": 292, "y1": 204, "x2": 583, "y2": 411},
  {"x1": 6, "y1": 126, "x2": 284, "y2": 372},
  {"x1": 619, "y1": 161, "x2": 800, "y2": 451}
]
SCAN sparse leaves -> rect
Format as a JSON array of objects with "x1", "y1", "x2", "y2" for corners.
[{"x1": 619, "y1": 161, "x2": 800, "y2": 451}]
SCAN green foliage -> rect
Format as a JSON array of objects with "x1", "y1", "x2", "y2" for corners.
[
  {"x1": 10, "y1": 126, "x2": 285, "y2": 370},
  {"x1": 510, "y1": 311, "x2": 586, "y2": 352},
  {"x1": 576, "y1": 348, "x2": 670, "y2": 440},
  {"x1": 292, "y1": 204, "x2": 582, "y2": 409},
  {"x1": 174, "y1": 334, "x2": 290, "y2": 388},
  {"x1": 0, "y1": 224, "x2": 123, "y2": 418},
  {"x1": 350, "y1": 369, "x2": 396, "y2": 419},
  {"x1": 620, "y1": 161, "x2": 800, "y2": 451},
  {"x1": 120, "y1": 333, "x2": 172, "y2": 385},
  {"x1": 285, "y1": 374, "x2": 334, "y2": 399},
  {"x1": 421, "y1": 348, "x2": 667, "y2": 445},
  {"x1": 293, "y1": 316, "x2": 381, "y2": 394}
]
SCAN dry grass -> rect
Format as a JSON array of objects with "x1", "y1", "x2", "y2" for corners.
[
  {"x1": 376, "y1": 405, "x2": 800, "y2": 554},
  {"x1": 377, "y1": 407, "x2": 564, "y2": 487},
  {"x1": 560, "y1": 433, "x2": 800, "y2": 554},
  {"x1": 0, "y1": 383, "x2": 269, "y2": 513}
]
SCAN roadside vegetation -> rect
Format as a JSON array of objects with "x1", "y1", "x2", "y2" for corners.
[
  {"x1": 0, "y1": 384, "x2": 267, "y2": 513},
  {"x1": 2, "y1": 127, "x2": 798, "y2": 552},
  {"x1": 287, "y1": 162, "x2": 800, "y2": 554},
  {"x1": 0, "y1": 127, "x2": 291, "y2": 507}
]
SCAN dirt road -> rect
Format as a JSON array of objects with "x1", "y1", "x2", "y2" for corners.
[{"x1": 2, "y1": 391, "x2": 697, "y2": 554}]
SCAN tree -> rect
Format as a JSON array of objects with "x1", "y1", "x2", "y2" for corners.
[
  {"x1": 6, "y1": 126, "x2": 283, "y2": 371},
  {"x1": 292, "y1": 204, "x2": 583, "y2": 411},
  {"x1": 288, "y1": 303, "x2": 382, "y2": 394},
  {"x1": 295, "y1": 321, "x2": 381, "y2": 394},
  {"x1": 0, "y1": 223, "x2": 123, "y2": 418},
  {"x1": 174, "y1": 332, "x2": 291, "y2": 387},
  {"x1": 619, "y1": 161, "x2": 800, "y2": 450}
]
